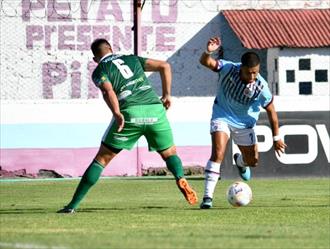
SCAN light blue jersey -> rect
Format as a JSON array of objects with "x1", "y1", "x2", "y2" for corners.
[{"x1": 211, "y1": 59, "x2": 273, "y2": 129}]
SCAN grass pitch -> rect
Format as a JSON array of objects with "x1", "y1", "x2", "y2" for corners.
[{"x1": 0, "y1": 177, "x2": 329, "y2": 249}]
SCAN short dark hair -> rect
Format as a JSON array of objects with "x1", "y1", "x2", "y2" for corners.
[
  {"x1": 241, "y1": 52, "x2": 260, "y2": 67},
  {"x1": 91, "y1": 38, "x2": 111, "y2": 56}
]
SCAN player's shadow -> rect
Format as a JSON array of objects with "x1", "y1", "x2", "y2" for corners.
[
  {"x1": 77, "y1": 205, "x2": 197, "y2": 212},
  {"x1": 77, "y1": 206, "x2": 169, "y2": 212},
  {"x1": 2, "y1": 203, "x2": 327, "y2": 214},
  {"x1": 147, "y1": 13, "x2": 268, "y2": 97},
  {"x1": 0, "y1": 208, "x2": 48, "y2": 214},
  {"x1": 0, "y1": 206, "x2": 170, "y2": 214},
  {"x1": 0, "y1": 205, "x2": 199, "y2": 214},
  {"x1": 147, "y1": 14, "x2": 219, "y2": 97}
]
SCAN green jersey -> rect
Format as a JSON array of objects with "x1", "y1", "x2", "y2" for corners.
[{"x1": 92, "y1": 54, "x2": 162, "y2": 109}]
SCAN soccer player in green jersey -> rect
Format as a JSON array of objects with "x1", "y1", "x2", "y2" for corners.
[{"x1": 57, "y1": 39, "x2": 198, "y2": 213}]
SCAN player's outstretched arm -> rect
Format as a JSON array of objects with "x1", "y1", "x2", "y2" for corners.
[
  {"x1": 100, "y1": 82, "x2": 124, "y2": 132},
  {"x1": 199, "y1": 37, "x2": 221, "y2": 70},
  {"x1": 144, "y1": 58, "x2": 172, "y2": 109},
  {"x1": 265, "y1": 102, "x2": 287, "y2": 157}
]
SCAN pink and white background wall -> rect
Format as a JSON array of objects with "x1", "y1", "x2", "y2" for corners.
[{"x1": 1, "y1": 0, "x2": 329, "y2": 177}]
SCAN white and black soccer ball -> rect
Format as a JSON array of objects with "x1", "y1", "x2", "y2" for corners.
[{"x1": 227, "y1": 181, "x2": 252, "y2": 207}]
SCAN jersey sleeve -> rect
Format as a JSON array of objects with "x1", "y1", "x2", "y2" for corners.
[
  {"x1": 137, "y1": 56, "x2": 147, "y2": 69},
  {"x1": 92, "y1": 66, "x2": 110, "y2": 87},
  {"x1": 216, "y1": 59, "x2": 239, "y2": 74},
  {"x1": 259, "y1": 77, "x2": 273, "y2": 108}
]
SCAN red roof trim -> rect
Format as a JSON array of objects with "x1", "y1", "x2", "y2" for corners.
[{"x1": 222, "y1": 9, "x2": 330, "y2": 49}]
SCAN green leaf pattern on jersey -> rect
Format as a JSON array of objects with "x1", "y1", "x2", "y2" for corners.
[{"x1": 92, "y1": 54, "x2": 161, "y2": 109}]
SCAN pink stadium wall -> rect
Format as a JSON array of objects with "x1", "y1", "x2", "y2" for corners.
[{"x1": 1, "y1": 146, "x2": 210, "y2": 177}]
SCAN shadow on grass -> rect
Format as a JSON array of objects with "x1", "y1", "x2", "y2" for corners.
[
  {"x1": 1, "y1": 206, "x2": 184, "y2": 213},
  {"x1": 1, "y1": 203, "x2": 328, "y2": 214},
  {"x1": 77, "y1": 205, "x2": 201, "y2": 212},
  {"x1": 0, "y1": 208, "x2": 48, "y2": 214},
  {"x1": 0, "y1": 205, "x2": 197, "y2": 214},
  {"x1": 78, "y1": 206, "x2": 171, "y2": 212}
]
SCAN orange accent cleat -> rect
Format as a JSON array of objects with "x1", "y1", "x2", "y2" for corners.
[{"x1": 176, "y1": 178, "x2": 198, "y2": 205}]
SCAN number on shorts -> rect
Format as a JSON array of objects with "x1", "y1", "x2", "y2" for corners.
[{"x1": 113, "y1": 59, "x2": 134, "y2": 79}]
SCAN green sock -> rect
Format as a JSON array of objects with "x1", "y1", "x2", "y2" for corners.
[
  {"x1": 67, "y1": 160, "x2": 104, "y2": 209},
  {"x1": 165, "y1": 155, "x2": 184, "y2": 180}
]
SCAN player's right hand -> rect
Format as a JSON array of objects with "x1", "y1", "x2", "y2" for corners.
[
  {"x1": 161, "y1": 95, "x2": 171, "y2": 110},
  {"x1": 207, "y1": 37, "x2": 221, "y2": 53},
  {"x1": 114, "y1": 113, "x2": 125, "y2": 132},
  {"x1": 274, "y1": 139, "x2": 287, "y2": 157}
]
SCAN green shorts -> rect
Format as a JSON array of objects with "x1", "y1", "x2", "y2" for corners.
[{"x1": 102, "y1": 104, "x2": 174, "y2": 151}]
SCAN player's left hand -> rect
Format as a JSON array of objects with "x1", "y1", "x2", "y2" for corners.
[
  {"x1": 207, "y1": 37, "x2": 221, "y2": 53},
  {"x1": 274, "y1": 139, "x2": 287, "y2": 157},
  {"x1": 161, "y1": 95, "x2": 171, "y2": 110}
]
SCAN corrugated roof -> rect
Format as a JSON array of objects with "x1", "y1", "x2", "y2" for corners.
[{"x1": 222, "y1": 9, "x2": 330, "y2": 49}]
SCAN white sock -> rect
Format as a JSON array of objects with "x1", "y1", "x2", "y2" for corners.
[
  {"x1": 203, "y1": 160, "x2": 221, "y2": 199},
  {"x1": 236, "y1": 154, "x2": 247, "y2": 169}
]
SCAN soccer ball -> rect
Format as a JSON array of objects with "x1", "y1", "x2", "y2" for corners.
[{"x1": 226, "y1": 181, "x2": 252, "y2": 207}]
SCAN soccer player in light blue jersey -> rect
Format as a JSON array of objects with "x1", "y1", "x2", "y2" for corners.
[{"x1": 199, "y1": 37, "x2": 287, "y2": 209}]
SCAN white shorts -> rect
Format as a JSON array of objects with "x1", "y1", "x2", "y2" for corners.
[{"x1": 210, "y1": 119, "x2": 257, "y2": 146}]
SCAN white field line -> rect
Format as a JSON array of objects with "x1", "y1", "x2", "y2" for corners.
[{"x1": 0, "y1": 242, "x2": 69, "y2": 249}]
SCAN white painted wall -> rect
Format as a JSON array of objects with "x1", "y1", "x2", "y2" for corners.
[
  {"x1": 278, "y1": 48, "x2": 330, "y2": 96},
  {"x1": 2, "y1": 96, "x2": 329, "y2": 126}
]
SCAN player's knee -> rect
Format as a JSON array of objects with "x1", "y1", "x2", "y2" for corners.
[
  {"x1": 94, "y1": 156, "x2": 111, "y2": 167},
  {"x1": 158, "y1": 145, "x2": 177, "y2": 161},
  {"x1": 211, "y1": 151, "x2": 225, "y2": 162},
  {"x1": 95, "y1": 144, "x2": 119, "y2": 166},
  {"x1": 95, "y1": 152, "x2": 116, "y2": 166}
]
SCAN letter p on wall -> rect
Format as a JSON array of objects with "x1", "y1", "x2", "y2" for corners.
[
  {"x1": 42, "y1": 62, "x2": 67, "y2": 99},
  {"x1": 277, "y1": 124, "x2": 330, "y2": 164}
]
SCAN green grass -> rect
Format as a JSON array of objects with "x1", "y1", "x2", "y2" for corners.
[{"x1": 0, "y1": 177, "x2": 329, "y2": 249}]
